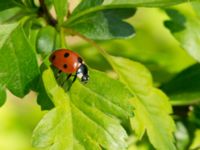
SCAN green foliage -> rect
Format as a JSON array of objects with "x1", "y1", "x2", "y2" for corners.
[
  {"x1": 64, "y1": 0, "x2": 136, "y2": 40},
  {"x1": 66, "y1": 0, "x2": 194, "y2": 26},
  {"x1": 64, "y1": 8, "x2": 136, "y2": 40},
  {"x1": 32, "y1": 69, "x2": 73, "y2": 149},
  {"x1": 0, "y1": 7, "x2": 21, "y2": 23},
  {"x1": 164, "y1": 8, "x2": 200, "y2": 62},
  {"x1": 0, "y1": 0, "x2": 22, "y2": 11},
  {"x1": 175, "y1": 122, "x2": 190, "y2": 150},
  {"x1": 162, "y1": 64, "x2": 200, "y2": 105},
  {"x1": 33, "y1": 68, "x2": 133, "y2": 149},
  {"x1": 1, "y1": 0, "x2": 200, "y2": 149},
  {"x1": 53, "y1": 0, "x2": 68, "y2": 25},
  {"x1": 192, "y1": 1, "x2": 200, "y2": 17},
  {"x1": 164, "y1": 9, "x2": 186, "y2": 32},
  {"x1": 0, "y1": 86, "x2": 6, "y2": 106},
  {"x1": 102, "y1": 0, "x2": 192, "y2": 7},
  {"x1": 0, "y1": 23, "x2": 39, "y2": 97},
  {"x1": 36, "y1": 25, "x2": 57, "y2": 55},
  {"x1": 189, "y1": 105, "x2": 200, "y2": 128},
  {"x1": 108, "y1": 55, "x2": 176, "y2": 150}
]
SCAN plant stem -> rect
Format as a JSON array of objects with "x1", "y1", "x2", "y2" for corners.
[
  {"x1": 63, "y1": 28, "x2": 108, "y2": 57},
  {"x1": 38, "y1": 0, "x2": 57, "y2": 26},
  {"x1": 60, "y1": 28, "x2": 67, "y2": 48},
  {"x1": 170, "y1": 98, "x2": 200, "y2": 106}
]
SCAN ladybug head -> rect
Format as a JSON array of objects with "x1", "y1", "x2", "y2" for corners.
[{"x1": 77, "y1": 64, "x2": 89, "y2": 83}]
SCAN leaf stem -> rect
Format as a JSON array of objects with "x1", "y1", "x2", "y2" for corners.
[
  {"x1": 66, "y1": 5, "x2": 133, "y2": 25},
  {"x1": 63, "y1": 28, "x2": 109, "y2": 57},
  {"x1": 170, "y1": 98, "x2": 200, "y2": 106},
  {"x1": 60, "y1": 28, "x2": 67, "y2": 48}
]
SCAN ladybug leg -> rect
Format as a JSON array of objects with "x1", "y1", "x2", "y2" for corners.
[
  {"x1": 67, "y1": 75, "x2": 77, "y2": 91},
  {"x1": 56, "y1": 70, "x2": 62, "y2": 79},
  {"x1": 61, "y1": 73, "x2": 72, "y2": 87},
  {"x1": 72, "y1": 74, "x2": 77, "y2": 83},
  {"x1": 66, "y1": 74, "x2": 72, "y2": 80}
]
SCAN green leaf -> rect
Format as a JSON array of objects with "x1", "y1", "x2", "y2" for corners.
[
  {"x1": 161, "y1": 64, "x2": 200, "y2": 105},
  {"x1": 65, "y1": 8, "x2": 136, "y2": 40},
  {"x1": 164, "y1": 9, "x2": 186, "y2": 33},
  {"x1": 0, "y1": 86, "x2": 6, "y2": 107},
  {"x1": 66, "y1": 0, "x2": 192, "y2": 26},
  {"x1": 37, "y1": 78, "x2": 55, "y2": 110},
  {"x1": 63, "y1": 0, "x2": 136, "y2": 40},
  {"x1": 191, "y1": 1, "x2": 200, "y2": 17},
  {"x1": 103, "y1": 0, "x2": 190, "y2": 6},
  {"x1": 36, "y1": 64, "x2": 54, "y2": 110},
  {"x1": 36, "y1": 25, "x2": 57, "y2": 55},
  {"x1": 164, "y1": 9, "x2": 200, "y2": 62},
  {"x1": 23, "y1": 0, "x2": 37, "y2": 8},
  {"x1": 0, "y1": 0, "x2": 21, "y2": 11},
  {"x1": 65, "y1": 0, "x2": 190, "y2": 40},
  {"x1": 108, "y1": 55, "x2": 176, "y2": 150},
  {"x1": 53, "y1": 0, "x2": 68, "y2": 24},
  {"x1": 0, "y1": 23, "x2": 40, "y2": 97},
  {"x1": 33, "y1": 68, "x2": 73, "y2": 149},
  {"x1": 71, "y1": 0, "x2": 103, "y2": 16},
  {"x1": 175, "y1": 122, "x2": 190, "y2": 150},
  {"x1": 54, "y1": 32, "x2": 62, "y2": 49},
  {"x1": 33, "y1": 68, "x2": 133, "y2": 149},
  {"x1": 0, "y1": 23, "x2": 18, "y2": 48},
  {"x1": 32, "y1": 99, "x2": 73, "y2": 150},
  {"x1": 71, "y1": 69, "x2": 134, "y2": 122},
  {"x1": 0, "y1": 7, "x2": 21, "y2": 23}
]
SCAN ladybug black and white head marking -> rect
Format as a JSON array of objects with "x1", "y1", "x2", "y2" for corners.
[{"x1": 77, "y1": 63, "x2": 89, "y2": 83}]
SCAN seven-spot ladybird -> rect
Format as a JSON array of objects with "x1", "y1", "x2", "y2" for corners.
[{"x1": 49, "y1": 49, "x2": 89, "y2": 83}]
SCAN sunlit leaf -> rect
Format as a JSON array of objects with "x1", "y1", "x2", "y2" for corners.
[
  {"x1": 191, "y1": 1, "x2": 200, "y2": 17},
  {"x1": 108, "y1": 55, "x2": 176, "y2": 150},
  {"x1": 32, "y1": 84, "x2": 73, "y2": 149},
  {"x1": 0, "y1": 23, "x2": 18, "y2": 48},
  {"x1": 190, "y1": 130, "x2": 200, "y2": 150},
  {"x1": 164, "y1": 9, "x2": 200, "y2": 62},
  {"x1": 33, "y1": 68, "x2": 133, "y2": 149}
]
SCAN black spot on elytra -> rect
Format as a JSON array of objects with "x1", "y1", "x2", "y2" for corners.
[
  {"x1": 78, "y1": 57, "x2": 82, "y2": 63},
  {"x1": 51, "y1": 55, "x2": 56, "y2": 61},
  {"x1": 64, "y1": 53, "x2": 69, "y2": 58},
  {"x1": 63, "y1": 64, "x2": 67, "y2": 69}
]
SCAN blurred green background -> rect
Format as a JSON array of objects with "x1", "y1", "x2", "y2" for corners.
[
  {"x1": 1, "y1": 2, "x2": 200, "y2": 149},
  {"x1": 0, "y1": 91, "x2": 44, "y2": 150}
]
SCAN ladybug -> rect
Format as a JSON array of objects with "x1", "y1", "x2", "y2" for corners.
[{"x1": 49, "y1": 49, "x2": 89, "y2": 83}]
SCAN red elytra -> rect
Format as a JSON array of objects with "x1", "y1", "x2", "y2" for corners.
[{"x1": 49, "y1": 49, "x2": 82, "y2": 73}]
